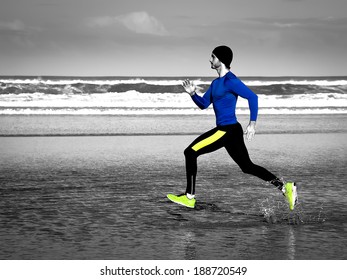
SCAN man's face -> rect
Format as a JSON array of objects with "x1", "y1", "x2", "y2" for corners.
[{"x1": 209, "y1": 53, "x2": 221, "y2": 69}]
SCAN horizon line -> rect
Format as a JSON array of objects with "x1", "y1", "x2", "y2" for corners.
[{"x1": 1, "y1": 74, "x2": 347, "y2": 78}]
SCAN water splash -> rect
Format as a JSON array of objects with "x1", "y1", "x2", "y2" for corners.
[{"x1": 258, "y1": 198, "x2": 326, "y2": 225}]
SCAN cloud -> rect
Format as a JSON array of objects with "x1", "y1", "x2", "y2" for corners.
[
  {"x1": 0, "y1": 20, "x2": 27, "y2": 34},
  {"x1": 0, "y1": 19, "x2": 43, "y2": 34},
  {"x1": 241, "y1": 16, "x2": 347, "y2": 30},
  {"x1": 89, "y1": 11, "x2": 169, "y2": 36},
  {"x1": 0, "y1": 20, "x2": 43, "y2": 48},
  {"x1": 273, "y1": 21, "x2": 301, "y2": 28}
]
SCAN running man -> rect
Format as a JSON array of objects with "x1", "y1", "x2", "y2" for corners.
[{"x1": 167, "y1": 45, "x2": 298, "y2": 210}]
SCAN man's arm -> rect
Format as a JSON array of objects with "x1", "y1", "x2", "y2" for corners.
[
  {"x1": 182, "y1": 79, "x2": 212, "y2": 109},
  {"x1": 230, "y1": 79, "x2": 258, "y2": 122},
  {"x1": 227, "y1": 78, "x2": 258, "y2": 140}
]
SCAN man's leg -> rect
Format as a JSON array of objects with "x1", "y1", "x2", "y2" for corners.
[
  {"x1": 224, "y1": 123, "x2": 282, "y2": 187},
  {"x1": 167, "y1": 127, "x2": 227, "y2": 208},
  {"x1": 224, "y1": 123, "x2": 298, "y2": 210},
  {"x1": 184, "y1": 127, "x2": 227, "y2": 195}
]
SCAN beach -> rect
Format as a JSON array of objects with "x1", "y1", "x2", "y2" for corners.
[
  {"x1": 1, "y1": 76, "x2": 346, "y2": 260},
  {"x1": 1, "y1": 114, "x2": 347, "y2": 260},
  {"x1": 1, "y1": 114, "x2": 346, "y2": 136}
]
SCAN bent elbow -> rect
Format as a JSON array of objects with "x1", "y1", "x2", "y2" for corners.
[{"x1": 198, "y1": 103, "x2": 208, "y2": 110}]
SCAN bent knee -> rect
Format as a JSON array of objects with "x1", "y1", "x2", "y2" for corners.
[{"x1": 184, "y1": 146, "x2": 196, "y2": 158}]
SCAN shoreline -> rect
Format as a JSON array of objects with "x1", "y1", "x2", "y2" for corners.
[
  {"x1": 0, "y1": 130, "x2": 346, "y2": 137},
  {"x1": 1, "y1": 114, "x2": 347, "y2": 136}
]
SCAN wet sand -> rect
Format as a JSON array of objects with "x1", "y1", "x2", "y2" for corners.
[{"x1": 1, "y1": 131, "x2": 346, "y2": 259}]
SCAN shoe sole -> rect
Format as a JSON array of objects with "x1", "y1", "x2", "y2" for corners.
[
  {"x1": 167, "y1": 194, "x2": 195, "y2": 208},
  {"x1": 286, "y1": 183, "x2": 298, "y2": 211}
]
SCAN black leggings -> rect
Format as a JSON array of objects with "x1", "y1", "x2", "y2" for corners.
[{"x1": 184, "y1": 122, "x2": 278, "y2": 195}]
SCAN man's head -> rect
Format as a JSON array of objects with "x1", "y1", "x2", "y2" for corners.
[{"x1": 211, "y1": 45, "x2": 233, "y2": 69}]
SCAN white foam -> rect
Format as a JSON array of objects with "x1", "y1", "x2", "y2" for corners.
[
  {"x1": 1, "y1": 91, "x2": 346, "y2": 110},
  {"x1": 0, "y1": 78, "x2": 189, "y2": 86},
  {"x1": 2, "y1": 77, "x2": 346, "y2": 87},
  {"x1": 245, "y1": 79, "x2": 347, "y2": 86}
]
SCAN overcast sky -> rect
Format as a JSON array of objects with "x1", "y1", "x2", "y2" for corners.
[{"x1": 1, "y1": 0, "x2": 346, "y2": 76}]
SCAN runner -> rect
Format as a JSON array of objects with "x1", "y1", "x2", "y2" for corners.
[{"x1": 167, "y1": 45, "x2": 298, "y2": 210}]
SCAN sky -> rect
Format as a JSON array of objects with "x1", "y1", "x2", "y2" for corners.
[{"x1": 1, "y1": 0, "x2": 347, "y2": 76}]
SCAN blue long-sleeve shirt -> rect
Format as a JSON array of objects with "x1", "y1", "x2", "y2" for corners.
[{"x1": 191, "y1": 71, "x2": 258, "y2": 126}]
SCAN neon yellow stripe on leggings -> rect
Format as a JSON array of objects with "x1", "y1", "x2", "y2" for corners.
[{"x1": 192, "y1": 130, "x2": 226, "y2": 152}]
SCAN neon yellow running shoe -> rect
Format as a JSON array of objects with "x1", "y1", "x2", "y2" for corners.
[
  {"x1": 283, "y1": 182, "x2": 298, "y2": 211},
  {"x1": 167, "y1": 194, "x2": 196, "y2": 208}
]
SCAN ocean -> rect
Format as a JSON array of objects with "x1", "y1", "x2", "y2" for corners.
[
  {"x1": 1, "y1": 75, "x2": 346, "y2": 116},
  {"x1": 0, "y1": 75, "x2": 346, "y2": 260}
]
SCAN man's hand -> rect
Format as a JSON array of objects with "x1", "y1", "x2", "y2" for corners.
[
  {"x1": 244, "y1": 121, "x2": 256, "y2": 141},
  {"x1": 182, "y1": 79, "x2": 196, "y2": 96}
]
